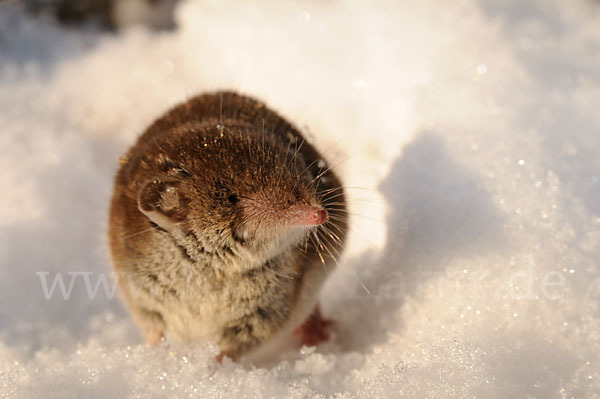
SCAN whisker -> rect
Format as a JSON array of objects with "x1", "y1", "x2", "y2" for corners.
[
  {"x1": 315, "y1": 227, "x2": 373, "y2": 297},
  {"x1": 296, "y1": 135, "x2": 348, "y2": 182},
  {"x1": 120, "y1": 225, "x2": 159, "y2": 240}
]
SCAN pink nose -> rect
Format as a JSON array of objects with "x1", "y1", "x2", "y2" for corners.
[
  {"x1": 310, "y1": 209, "x2": 329, "y2": 225},
  {"x1": 290, "y1": 206, "x2": 329, "y2": 226}
]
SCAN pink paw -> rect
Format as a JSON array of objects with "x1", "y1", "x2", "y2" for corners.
[
  {"x1": 293, "y1": 306, "x2": 335, "y2": 347},
  {"x1": 144, "y1": 328, "x2": 164, "y2": 345}
]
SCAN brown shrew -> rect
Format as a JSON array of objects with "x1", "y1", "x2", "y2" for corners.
[{"x1": 108, "y1": 91, "x2": 347, "y2": 361}]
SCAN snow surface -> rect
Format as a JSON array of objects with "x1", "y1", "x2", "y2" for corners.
[{"x1": 1, "y1": 0, "x2": 600, "y2": 397}]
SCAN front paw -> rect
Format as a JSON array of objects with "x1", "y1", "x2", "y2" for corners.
[
  {"x1": 144, "y1": 328, "x2": 164, "y2": 345},
  {"x1": 293, "y1": 306, "x2": 335, "y2": 347}
]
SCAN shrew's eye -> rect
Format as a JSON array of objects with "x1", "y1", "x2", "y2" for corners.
[{"x1": 228, "y1": 194, "x2": 239, "y2": 204}]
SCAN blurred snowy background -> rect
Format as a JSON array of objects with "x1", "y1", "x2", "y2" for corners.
[{"x1": 1, "y1": 0, "x2": 600, "y2": 397}]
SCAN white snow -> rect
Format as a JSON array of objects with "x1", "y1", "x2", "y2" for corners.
[{"x1": 2, "y1": 0, "x2": 600, "y2": 397}]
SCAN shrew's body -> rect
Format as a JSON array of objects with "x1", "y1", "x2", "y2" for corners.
[{"x1": 109, "y1": 91, "x2": 347, "y2": 360}]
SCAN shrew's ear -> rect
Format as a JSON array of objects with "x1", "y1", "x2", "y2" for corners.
[{"x1": 138, "y1": 179, "x2": 189, "y2": 230}]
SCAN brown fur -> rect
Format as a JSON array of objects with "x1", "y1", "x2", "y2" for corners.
[{"x1": 109, "y1": 91, "x2": 347, "y2": 360}]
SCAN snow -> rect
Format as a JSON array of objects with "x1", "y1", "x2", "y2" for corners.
[{"x1": 1, "y1": 0, "x2": 600, "y2": 397}]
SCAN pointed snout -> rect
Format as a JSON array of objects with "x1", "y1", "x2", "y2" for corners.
[
  {"x1": 309, "y1": 209, "x2": 329, "y2": 225},
  {"x1": 289, "y1": 206, "x2": 329, "y2": 227}
]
